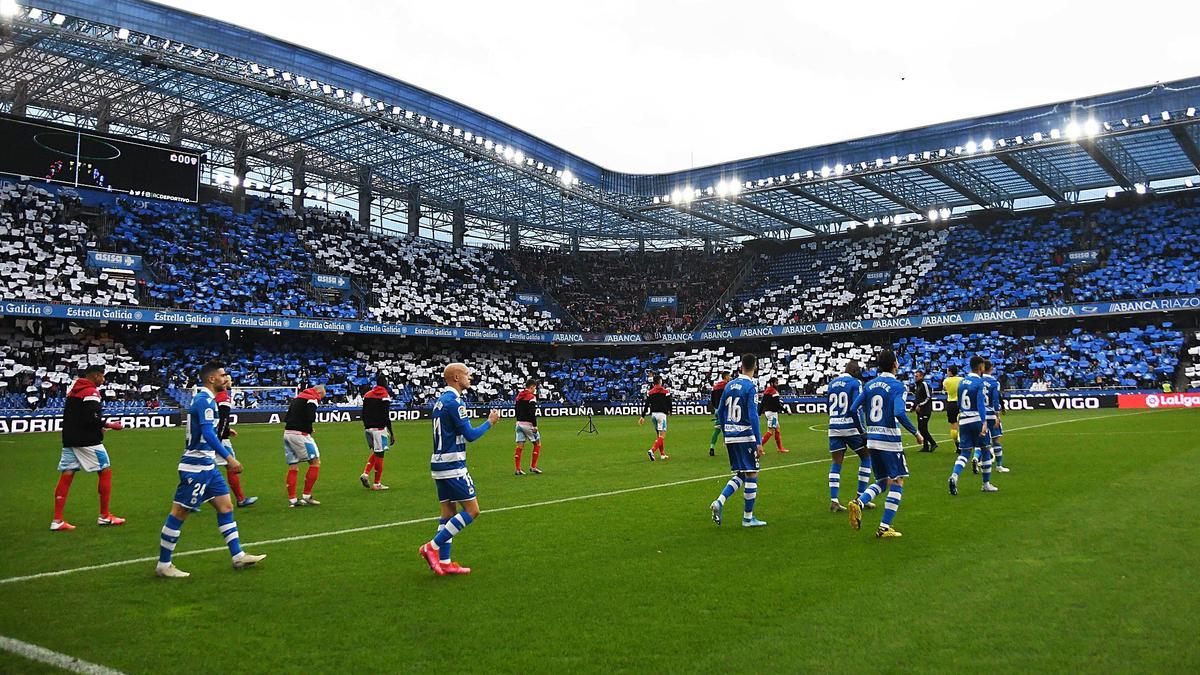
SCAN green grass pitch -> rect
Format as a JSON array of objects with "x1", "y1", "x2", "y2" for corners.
[{"x1": 1, "y1": 408, "x2": 1198, "y2": 673}]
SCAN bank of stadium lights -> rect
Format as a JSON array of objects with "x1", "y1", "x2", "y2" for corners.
[
  {"x1": 0, "y1": 0, "x2": 21, "y2": 19},
  {"x1": 1135, "y1": 182, "x2": 1147, "y2": 194}
]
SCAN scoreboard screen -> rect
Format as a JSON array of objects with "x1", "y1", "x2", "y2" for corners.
[{"x1": 0, "y1": 114, "x2": 201, "y2": 202}]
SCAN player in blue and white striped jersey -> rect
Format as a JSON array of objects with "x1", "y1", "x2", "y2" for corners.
[
  {"x1": 948, "y1": 356, "x2": 999, "y2": 494},
  {"x1": 983, "y1": 360, "x2": 1010, "y2": 473},
  {"x1": 826, "y1": 361, "x2": 875, "y2": 513},
  {"x1": 710, "y1": 353, "x2": 767, "y2": 528},
  {"x1": 846, "y1": 350, "x2": 923, "y2": 538},
  {"x1": 418, "y1": 362, "x2": 500, "y2": 576},
  {"x1": 155, "y1": 361, "x2": 265, "y2": 578}
]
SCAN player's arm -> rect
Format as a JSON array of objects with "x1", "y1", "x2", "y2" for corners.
[
  {"x1": 893, "y1": 393, "x2": 919, "y2": 436},
  {"x1": 747, "y1": 388, "x2": 762, "y2": 445},
  {"x1": 198, "y1": 410, "x2": 232, "y2": 459},
  {"x1": 452, "y1": 400, "x2": 492, "y2": 442},
  {"x1": 974, "y1": 384, "x2": 988, "y2": 421}
]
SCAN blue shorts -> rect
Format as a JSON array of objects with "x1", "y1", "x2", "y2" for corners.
[
  {"x1": 435, "y1": 473, "x2": 477, "y2": 503},
  {"x1": 726, "y1": 441, "x2": 760, "y2": 474},
  {"x1": 828, "y1": 434, "x2": 866, "y2": 454},
  {"x1": 172, "y1": 468, "x2": 230, "y2": 512},
  {"x1": 988, "y1": 418, "x2": 1003, "y2": 438},
  {"x1": 870, "y1": 449, "x2": 909, "y2": 480},
  {"x1": 958, "y1": 422, "x2": 988, "y2": 451}
]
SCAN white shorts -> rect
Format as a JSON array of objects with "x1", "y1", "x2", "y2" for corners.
[
  {"x1": 58, "y1": 445, "x2": 110, "y2": 472},
  {"x1": 765, "y1": 411, "x2": 779, "y2": 429},
  {"x1": 515, "y1": 422, "x2": 540, "y2": 443},
  {"x1": 365, "y1": 428, "x2": 391, "y2": 454},
  {"x1": 283, "y1": 431, "x2": 320, "y2": 464},
  {"x1": 214, "y1": 439, "x2": 235, "y2": 466},
  {"x1": 651, "y1": 412, "x2": 668, "y2": 432}
]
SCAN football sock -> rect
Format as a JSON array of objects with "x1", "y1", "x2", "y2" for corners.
[
  {"x1": 285, "y1": 467, "x2": 299, "y2": 500},
  {"x1": 437, "y1": 518, "x2": 452, "y2": 563},
  {"x1": 828, "y1": 463, "x2": 842, "y2": 501},
  {"x1": 531, "y1": 443, "x2": 541, "y2": 469},
  {"x1": 857, "y1": 456, "x2": 873, "y2": 497},
  {"x1": 993, "y1": 441, "x2": 1004, "y2": 466},
  {"x1": 950, "y1": 428, "x2": 959, "y2": 445},
  {"x1": 302, "y1": 465, "x2": 320, "y2": 496},
  {"x1": 97, "y1": 468, "x2": 112, "y2": 516},
  {"x1": 881, "y1": 484, "x2": 903, "y2": 528},
  {"x1": 742, "y1": 478, "x2": 757, "y2": 519},
  {"x1": 363, "y1": 455, "x2": 376, "y2": 476},
  {"x1": 433, "y1": 511, "x2": 474, "y2": 548},
  {"x1": 951, "y1": 452, "x2": 969, "y2": 478},
  {"x1": 709, "y1": 427, "x2": 721, "y2": 449},
  {"x1": 373, "y1": 456, "x2": 384, "y2": 484},
  {"x1": 858, "y1": 481, "x2": 884, "y2": 507},
  {"x1": 226, "y1": 469, "x2": 245, "y2": 503},
  {"x1": 762, "y1": 430, "x2": 774, "y2": 445},
  {"x1": 774, "y1": 429, "x2": 783, "y2": 450},
  {"x1": 716, "y1": 475, "x2": 743, "y2": 506},
  {"x1": 972, "y1": 447, "x2": 982, "y2": 462},
  {"x1": 981, "y1": 448, "x2": 993, "y2": 483},
  {"x1": 53, "y1": 472, "x2": 74, "y2": 520},
  {"x1": 514, "y1": 444, "x2": 523, "y2": 471},
  {"x1": 216, "y1": 510, "x2": 242, "y2": 558},
  {"x1": 159, "y1": 513, "x2": 184, "y2": 564}
]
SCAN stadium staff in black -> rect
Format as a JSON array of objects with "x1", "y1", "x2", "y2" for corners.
[{"x1": 913, "y1": 370, "x2": 936, "y2": 452}]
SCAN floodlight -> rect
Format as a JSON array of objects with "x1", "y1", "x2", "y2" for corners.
[
  {"x1": 1065, "y1": 122, "x2": 1081, "y2": 140},
  {"x1": 927, "y1": 209, "x2": 939, "y2": 222},
  {"x1": 805, "y1": 170, "x2": 814, "y2": 179},
  {"x1": 1049, "y1": 128, "x2": 1060, "y2": 139},
  {"x1": 1187, "y1": 108, "x2": 1196, "y2": 118},
  {"x1": 728, "y1": 179, "x2": 741, "y2": 195},
  {"x1": 1106, "y1": 189, "x2": 1116, "y2": 198},
  {"x1": 1134, "y1": 182, "x2": 1146, "y2": 194},
  {"x1": 1186, "y1": 179, "x2": 1195, "y2": 188},
  {"x1": 116, "y1": 27, "x2": 129, "y2": 40},
  {"x1": 27, "y1": 7, "x2": 42, "y2": 20},
  {"x1": 1161, "y1": 110, "x2": 1170, "y2": 121},
  {"x1": 938, "y1": 148, "x2": 947, "y2": 157},
  {"x1": 682, "y1": 187, "x2": 695, "y2": 203},
  {"x1": 820, "y1": 166, "x2": 831, "y2": 178},
  {"x1": 890, "y1": 155, "x2": 899, "y2": 165},
  {"x1": 322, "y1": 84, "x2": 331, "y2": 94},
  {"x1": 1032, "y1": 132, "x2": 1043, "y2": 142},
  {"x1": 51, "y1": 13, "x2": 65, "y2": 25},
  {"x1": 1014, "y1": 136, "x2": 1023, "y2": 145},
  {"x1": 671, "y1": 190, "x2": 682, "y2": 203},
  {"x1": 981, "y1": 138, "x2": 994, "y2": 151},
  {"x1": 716, "y1": 181, "x2": 729, "y2": 197},
  {"x1": 351, "y1": 92, "x2": 362, "y2": 103},
  {"x1": 939, "y1": 207, "x2": 951, "y2": 219},
  {"x1": 1141, "y1": 114, "x2": 1151, "y2": 124},
  {"x1": 834, "y1": 164, "x2": 844, "y2": 176},
  {"x1": 965, "y1": 141, "x2": 977, "y2": 154}
]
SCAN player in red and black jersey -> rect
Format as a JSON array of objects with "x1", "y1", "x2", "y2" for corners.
[
  {"x1": 708, "y1": 369, "x2": 735, "y2": 457},
  {"x1": 760, "y1": 376, "x2": 789, "y2": 453},
  {"x1": 215, "y1": 374, "x2": 257, "y2": 507},
  {"x1": 513, "y1": 379, "x2": 542, "y2": 475},
  {"x1": 52, "y1": 364, "x2": 125, "y2": 531},
  {"x1": 639, "y1": 375, "x2": 673, "y2": 461},
  {"x1": 359, "y1": 374, "x2": 395, "y2": 491}
]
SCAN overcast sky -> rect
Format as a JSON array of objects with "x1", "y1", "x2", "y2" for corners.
[{"x1": 158, "y1": 0, "x2": 1200, "y2": 174}]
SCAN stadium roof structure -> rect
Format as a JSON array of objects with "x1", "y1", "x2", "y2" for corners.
[{"x1": 3, "y1": 0, "x2": 1200, "y2": 248}]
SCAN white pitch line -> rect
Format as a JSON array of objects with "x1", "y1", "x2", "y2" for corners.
[
  {"x1": 0, "y1": 635, "x2": 126, "y2": 675},
  {"x1": 0, "y1": 409, "x2": 1160, "y2": 587}
]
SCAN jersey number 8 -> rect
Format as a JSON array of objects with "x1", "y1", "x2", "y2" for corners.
[{"x1": 869, "y1": 396, "x2": 885, "y2": 423}]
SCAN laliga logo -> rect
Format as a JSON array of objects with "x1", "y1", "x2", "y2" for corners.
[{"x1": 1146, "y1": 394, "x2": 1159, "y2": 408}]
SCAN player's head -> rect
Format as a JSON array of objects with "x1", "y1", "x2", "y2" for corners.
[
  {"x1": 524, "y1": 378, "x2": 539, "y2": 392},
  {"x1": 740, "y1": 353, "x2": 757, "y2": 377},
  {"x1": 983, "y1": 359, "x2": 994, "y2": 374},
  {"x1": 198, "y1": 360, "x2": 226, "y2": 392},
  {"x1": 845, "y1": 360, "x2": 861, "y2": 377},
  {"x1": 82, "y1": 363, "x2": 106, "y2": 385},
  {"x1": 915, "y1": 369, "x2": 924, "y2": 381},
  {"x1": 947, "y1": 364, "x2": 959, "y2": 376},
  {"x1": 969, "y1": 355, "x2": 985, "y2": 374},
  {"x1": 768, "y1": 376, "x2": 778, "y2": 386},
  {"x1": 311, "y1": 384, "x2": 327, "y2": 398},
  {"x1": 222, "y1": 373, "x2": 234, "y2": 389},
  {"x1": 652, "y1": 374, "x2": 663, "y2": 386},
  {"x1": 444, "y1": 362, "x2": 473, "y2": 391},
  {"x1": 375, "y1": 373, "x2": 388, "y2": 388},
  {"x1": 877, "y1": 349, "x2": 898, "y2": 374}
]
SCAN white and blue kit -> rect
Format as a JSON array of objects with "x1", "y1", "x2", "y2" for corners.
[
  {"x1": 827, "y1": 374, "x2": 866, "y2": 453},
  {"x1": 849, "y1": 373, "x2": 917, "y2": 480},
  {"x1": 431, "y1": 387, "x2": 492, "y2": 503},
  {"x1": 717, "y1": 375, "x2": 762, "y2": 474},
  {"x1": 174, "y1": 389, "x2": 233, "y2": 511},
  {"x1": 984, "y1": 373, "x2": 1003, "y2": 435},
  {"x1": 956, "y1": 373, "x2": 989, "y2": 451}
]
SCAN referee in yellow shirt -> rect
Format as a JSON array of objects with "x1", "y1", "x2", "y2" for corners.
[{"x1": 943, "y1": 365, "x2": 964, "y2": 447}]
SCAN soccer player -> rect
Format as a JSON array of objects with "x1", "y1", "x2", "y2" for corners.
[
  {"x1": 710, "y1": 353, "x2": 767, "y2": 528},
  {"x1": 155, "y1": 360, "x2": 265, "y2": 578},
  {"x1": 284, "y1": 384, "x2": 326, "y2": 507},
  {"x1": 760, "y1": 376, "x2": 789, "y2": 453},
  {"x1": 943, "y1": 365, "x2": 963, "y2": 448},
  {"x1": 913, "y1": 370, "x2": 936, "y2": 452},
  {"x1": 51, "y1": 364, "x2": 125, "y2": 531},
  {"x1": 215, "y1": 374, "x2": 257, "y2": 507},
  {"x1": 514, "y1": 378, "x2": 542, "y2": 475},
  {"x1": 707, "y1": 370, "x2": 732, "y2": 457},
  {"x1": 418, "y1": 362, "x2": 501, "y2": 576},
  {"x1": 638, "y1": 375, "x2": 672, "y2": 461},
  {"x1": 983, "y1": 360, "x2": 1010, "y2": 473},
  {"x1": 826, "y1": 361, "x2": 874, "y2": 513},
  {"x1": 846, "y1": 349, "x2": 923, "y2": 538},
  {"x1": 359, "y1": 374, "x2": 394, "y2": 491},
  {"x1": 947, "y1": 356, "x2": 999, "y2": 495}
]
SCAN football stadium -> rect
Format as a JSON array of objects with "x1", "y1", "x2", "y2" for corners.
[{"x1": 1, "y1": 1, "x2": 1199, "y2": 672}]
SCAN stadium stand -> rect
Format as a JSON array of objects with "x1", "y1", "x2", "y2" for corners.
[
  {"x1": 510, "y1": 247, "x2": 744, "y2": 333},
  {"x1": 0, "y1": 319, "x2": 160, "y2": 413},
  {"x1": 0, "y1": 183, "x2": 140, "y2": 307},
  {"x1": 292, "y1": 206, "x2": 561, "y2": 329}
]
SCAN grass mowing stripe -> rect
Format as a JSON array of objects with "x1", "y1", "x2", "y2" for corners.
[
  {"x1": 0, "y1": 635, "x2": 125, "y2": 675},
  {"x1": 0, "y1": 409, "x2": 1156, "y2": 587}
]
